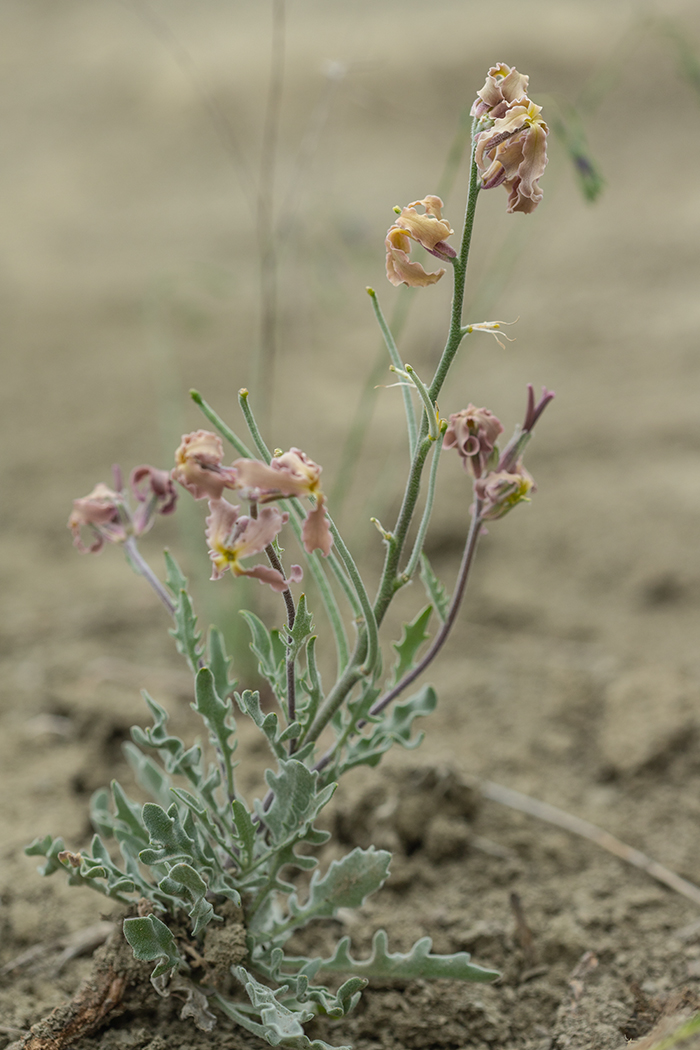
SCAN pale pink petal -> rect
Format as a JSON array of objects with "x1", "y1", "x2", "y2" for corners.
[
  {"x1": 233, "y1": 458, "x2": 308, "y2": 498},
  {"x1": 173, "y1": 430, "x2": 238, "y2": 501},
  {"x1": 237, "y1": 564, "x2": 290, "y2": 592},
  {"x1": 288, "y1": 564, "x2": 303, "y2": 584},
  {"x1": 235, "y1": 506, "x2": 287, "y2": 559},
  {"x1": 385, "y1": 229, "x2": 445, "y2": 287},
  {"x1": 302, "y1": 497, "x2": 333, "y2": 557},
  {"x1": 205, "y1": 498, "x2": 241, "y2": 553}
]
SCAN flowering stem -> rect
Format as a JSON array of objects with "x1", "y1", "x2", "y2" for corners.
[
  {"x1": 123, "y1": 537, "x2": 175, "y2": 617},
  {"x1": 367, "y1": 288, "x2": 417, "y2": 457},
  {"x1": 427, "y1": 125, "x2": 481, "y2": 404},
  {"x1": 372, "y1": 134, "x2": 481, "y2": 628}
]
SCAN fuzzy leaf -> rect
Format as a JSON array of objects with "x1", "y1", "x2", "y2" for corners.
[
  {"x1": 262, "y1": 760, "x2": 335, "y2": 844},
  {"x1": 391, "y1": 605, "x2": 432, "y2": 685},
  {"x1": 291, "y1": 929, "x2": 499, "y2": 983},
  {"x1": 338, "y1": 685, "x2": 438, "y2": 775},
  {"x1": 140, "y1": 802, "x2": 196, "y2": 865},
  {"x1": 129, "y1": 694, "x2": 202, "y2": 782},
  {"x1": 123, "y1": 914, "x2": 182, "y2": 979},
  {"x1": 158, "y1": 862, "x2": 220, "y2": 936},
  {"x1": 284, "y1": 594, "x2": 315, "y2": 664},
  {"x1": 208, "y1": 625, "x2": 237, "y2": 700},
  {"x1": 192, "y1": 667, "x2": 237, "y2": 799},
  {"x1": 419, "y1": 552, "x2": 449, "y2": 623},
  {"x1": 164, "y1": 550, "x2": 204, "y2": 673},
  {"x1": 240, "y1": 610, "x2": 286, "y2": 699},
  {"x1": 123, "y1": 742, "x2": 172, "y2": 808},
  {"x1": 285, "y1": 847, "x2": 391, "y2": 932},
  {"x1": 235, "y1": 689, "x2": 294, "y2": 761},
  {"x1": 232, "y1": 798, "x2": 257, "y2": 867}
]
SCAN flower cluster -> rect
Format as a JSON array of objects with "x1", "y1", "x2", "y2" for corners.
[
  {"x1": 174, "y1": 433, "x2": 332, "y2": 586},
  {"x1": 70, "y1": 433, "x2": 331, "y2": 593},
  {"x1": 472, "y1": 64, "x2": 549, "y2": 214},
  {"x1": 385, "y1": 195, "x2": 455, "y2": 288},
  {"x1": 69, "y1": 467, "x2": 177, "y2": 554},
  {"x1": 444, "y1": 386, "x2": 554, "y2": 520}
]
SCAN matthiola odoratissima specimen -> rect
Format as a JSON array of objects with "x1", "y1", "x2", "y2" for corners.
[{"x1": 47, "y1": 62, "x2": 562, "y2": 1050}]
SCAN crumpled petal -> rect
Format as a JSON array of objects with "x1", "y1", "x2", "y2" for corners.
[
  {"x1": 238, "y1": 563, "x2": 291, "y2": 592},
  {"x1": 68, "y1": 483, "x2": 126, "y2": 553},
  {"x1": 302, "y1": 496, "x2": 333, "y2": 556},
  {"x1": 385, "y1": 227, "x2": 445, "y2": 287},
  {"x1": 394, "y1": 196, "x2": 454, "y2": 251},
  {"x1": 173, "y1": 430, "x2": 239, "y2": 501}
]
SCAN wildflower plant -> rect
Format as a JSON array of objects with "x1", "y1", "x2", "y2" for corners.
[{"x1": 28, "y1": 65, "x2": 555, "y2": 1049}]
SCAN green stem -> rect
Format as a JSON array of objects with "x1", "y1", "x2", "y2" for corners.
[
  {"x1": 300, "y1": 637, "x2": 366, "y2": 746},
  {"x1": 402, "y1": 420, "x2": 447, "y2": 581},
  {"x1": 189, "y1": 390, "x2": 253, "y2": 458},
  {"x1": 326, "y1": 515, "x2": 378, "y2": 675},
  {"x1": 403, "y1": 365, "x2": 439, "y2": 440},
  {"x1": 367, "y1": 288, "x2": 417, "y2": 456}
]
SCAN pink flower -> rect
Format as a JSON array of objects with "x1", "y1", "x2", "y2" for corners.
[
  {"x1": 443, "y1": 405, "x2": 504, "y2": 478},
  {"x1": 474, "y1": 462, "x2": 535, "y2": 520},
  {"x1": 130, "y1": 465, "x2": 178, "y2": 534},
  {"x1": 68, "y1": 483, "x2": 127, "y2": 554},
  {"x1": 385, "y1": 196, "x2": 455, "y2": 288},
  {"x1": 233, "y1": 448, "x2": 333, "y2": 557},
  {"x1": 205, "y1": 499, "x2": 302, "y2": 592},
  {"x1": 475, "y1": 97, "x2": 549, "y2": 214},
  {"x1": 471, "y1": 63, "x2": 530, "y2": 119},
  {"x1": 172, "y1": 430, "x2": 239, "y2": 501}
]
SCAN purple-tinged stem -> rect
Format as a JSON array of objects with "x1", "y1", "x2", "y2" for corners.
[
  {"x1": 123, "y1": 537, "x2": 175, "y2": 617},
  {"x1": 315, "y1": 499, "x2": 483, "y2": 776}
]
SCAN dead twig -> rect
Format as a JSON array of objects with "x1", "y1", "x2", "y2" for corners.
[
  {"x1": 5, "y1": 925, "x2": 150, "y2": 1050},
  {"x1": 481, "y1": 780, "x2": 700, "y2": 909}
]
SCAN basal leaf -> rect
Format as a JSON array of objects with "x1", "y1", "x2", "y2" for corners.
[
  {"x1": 290, "y1": 928, "x2": 499, "y2": 983},
  {"x1": 123, "y1": 913, "x2": 182, "y2": 979}
]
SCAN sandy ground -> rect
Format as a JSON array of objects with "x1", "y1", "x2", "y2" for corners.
[{"x1": 3, "y1": 1, "x2": 700, "y2": 1047}]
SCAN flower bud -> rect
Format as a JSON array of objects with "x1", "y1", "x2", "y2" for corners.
[{"x1": 474, "y1": 462, "x2": 534, "y2": 520}]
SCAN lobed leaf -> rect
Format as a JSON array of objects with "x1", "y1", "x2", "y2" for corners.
[
  {"x1": 289, "y1": 928, "x2": 500, "y2": 983},
  {"x1": 391, "y1": 604, "x2": 432, "y2": 686},
  {"x1": 164, "y1": 551, "x2": 204, "y2": 674},
  {"x1": 284, "y1": 847, "x2": 391, "y2": 933},
  {"x1": 419, "y1": 552, "x2": 449, "y2": 623},
  {"x1": 123, "y1": 913, "x2": 183, "y2": 979}
]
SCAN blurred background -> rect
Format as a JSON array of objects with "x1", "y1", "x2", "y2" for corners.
[{"x1": 3, "y1": 0, "x2": 700, "y2": 883}]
